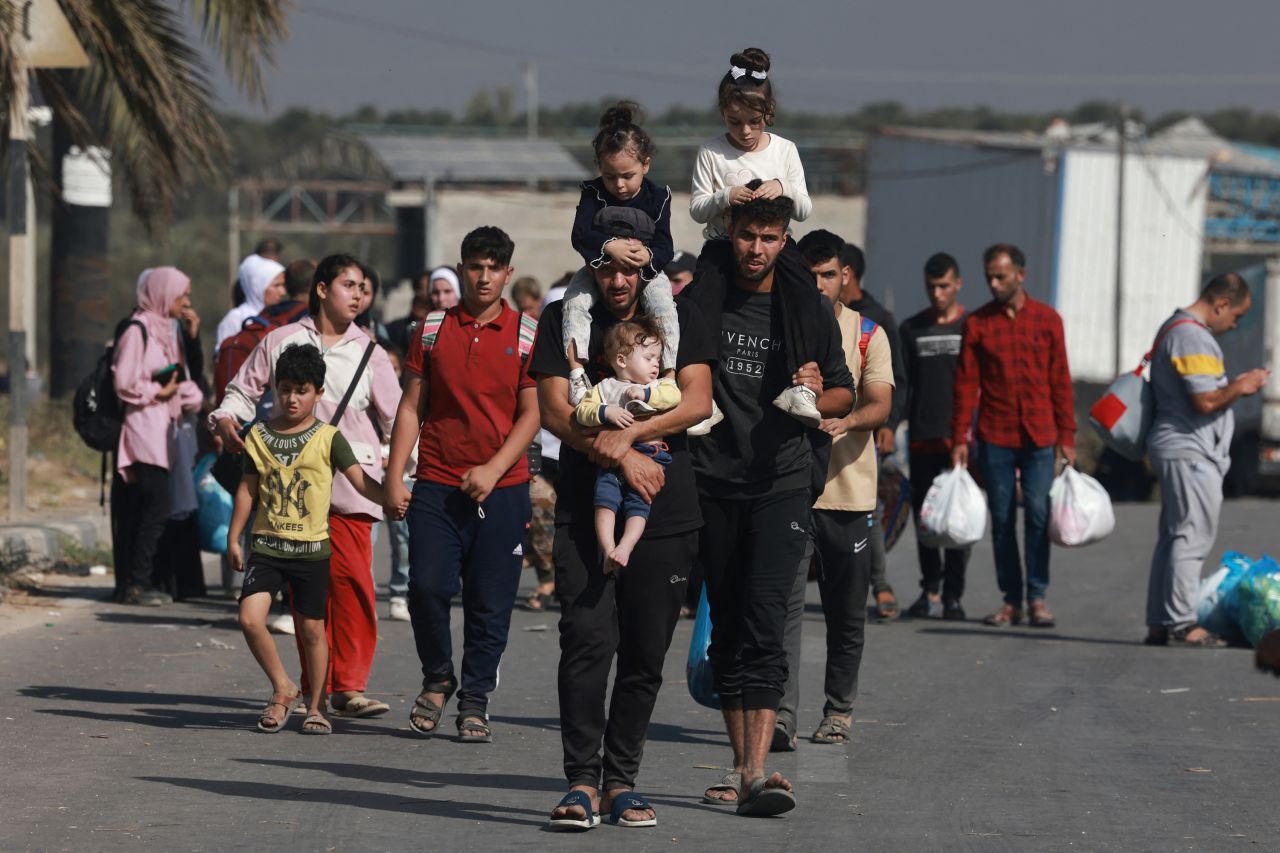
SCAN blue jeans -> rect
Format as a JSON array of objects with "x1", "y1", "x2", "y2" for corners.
[
  {"x1": 978, "y1": 442, "x2": 1056, "y2": 608},
  {"x1": 386, "y1": 517, "x2": 410, "y2": 596},
  {"x1": 593, "y1": 443, "x2": 671, "y2": 521}
]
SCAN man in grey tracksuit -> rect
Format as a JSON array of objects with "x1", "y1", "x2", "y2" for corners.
[{"x1": 1145, "y1": 273, "x2": 1269, "y2": 646}]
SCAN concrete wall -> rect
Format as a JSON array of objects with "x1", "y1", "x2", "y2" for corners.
[{"x1": 379, "y1": 189, "x2": 866, "y2": 318}]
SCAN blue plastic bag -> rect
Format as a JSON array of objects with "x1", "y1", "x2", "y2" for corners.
[
  {"x1": 195, "y1": 453, "x2": 233, "y2": 554},
  {"x1": 686, "y1": 584, "x2": 720, "y2": 710},
  {"x1": 1196, "y1": 551, "x2": 1252, "y2": 644},
  {"x1": 1231, "y1": 556, "x2": 1280, "y2": 648},
  {"x1": 1221, "y1": 552, "x2": 1267, "y2": 627}
]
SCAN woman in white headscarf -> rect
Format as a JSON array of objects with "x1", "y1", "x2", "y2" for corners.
[
  {"x1": 215, "y1": 254, "x2": 286, "y2": 349},
  {"x1": 427, "y1": 266, "x2": 461, "y2": 310}
]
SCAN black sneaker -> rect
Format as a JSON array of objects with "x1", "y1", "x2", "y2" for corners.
[
  {"x1": 906, "y1": 594, "x2": 943, "y2": 619},
  {"x1": 124, "y1": 587, "x2": 168, "y2": 607},
  {"x1": 942, "y1": 599, "x2": 966, "y2": 621}
]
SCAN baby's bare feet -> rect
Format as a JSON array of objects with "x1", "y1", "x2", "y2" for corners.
[{"x1": 608, "y1": 545, "x2": 633, "y2": 571}]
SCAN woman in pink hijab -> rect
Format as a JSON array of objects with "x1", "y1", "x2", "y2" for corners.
[{"x1": 112, "y1": 267, "x2": 204, "y2": 606}]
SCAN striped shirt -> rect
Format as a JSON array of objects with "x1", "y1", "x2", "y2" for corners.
[{"x1": 1148, "y1": 310, "x2": 1233, "y2": 460}]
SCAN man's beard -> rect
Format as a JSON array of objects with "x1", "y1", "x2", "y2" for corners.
[{"x1": 737, "y1": 256, "x2": 776, "y2": 282}]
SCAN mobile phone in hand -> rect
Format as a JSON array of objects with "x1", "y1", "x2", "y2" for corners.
[{"x1": 152, "y1": 364, "x2": 180, "y2": 384}]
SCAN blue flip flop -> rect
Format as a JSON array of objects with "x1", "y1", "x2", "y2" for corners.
[
  {"x1": 608, "y1": 792, "x2": 657, "y2": 828},
  {"x1": 548, "y1": 790, "x2": 599, "y2": 831}
]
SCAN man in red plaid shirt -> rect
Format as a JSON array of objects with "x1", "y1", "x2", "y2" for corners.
[{"x1": 950, "y1": 244, "x2": 1076, "y2": 629}]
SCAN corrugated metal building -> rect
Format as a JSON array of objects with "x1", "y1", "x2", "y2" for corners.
[{"x1": 864, "y1": 125, "x2": 1210, "y2": 382}]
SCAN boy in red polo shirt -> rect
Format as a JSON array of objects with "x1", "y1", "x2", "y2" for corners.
[{"x1": 384, "y1": 226, "x2": 541, "y2": 743}]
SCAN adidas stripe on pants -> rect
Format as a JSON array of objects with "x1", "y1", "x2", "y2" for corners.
[{"x1": 405, "y1": 480, "x2": 531, "y2": 713}]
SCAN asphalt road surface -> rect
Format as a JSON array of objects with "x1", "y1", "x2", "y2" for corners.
[{"x1": 3, "y1": 500, "x2": 1279, "y2": 852}]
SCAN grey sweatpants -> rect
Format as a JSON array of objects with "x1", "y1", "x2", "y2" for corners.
[{"x1": 1146, "y1": 453, "x2": 1228, "y2": 629}]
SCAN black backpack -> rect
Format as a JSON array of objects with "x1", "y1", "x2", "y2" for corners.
[{"x1": 73, "y1": 318, "x2": 146, "y2": 453}]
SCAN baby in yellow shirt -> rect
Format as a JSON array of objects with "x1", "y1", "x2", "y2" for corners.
[{"x1": 574, "y1": 318, "x2": 681, "y2": 572}]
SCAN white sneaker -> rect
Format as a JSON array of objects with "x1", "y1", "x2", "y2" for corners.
[
  {"x1": 388, "y1": 596, "x2": 410, "y2": 622},
  {"x1": 772, "y1": 385, "x2": 823, "y2": 428},
  {"x1": 687, "y1": 400, "x2": 724, "y2": 436},
  {"x1": 268, "y1": 613, "x2": 296, "y2": 636},
  {"x1": 568, "y1": 368, "x2": 592, "y2": 407}
]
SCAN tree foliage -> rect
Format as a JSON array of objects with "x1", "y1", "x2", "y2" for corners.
[{"x1": 0, "y1": 0, "x2": 290, "y2": 233}]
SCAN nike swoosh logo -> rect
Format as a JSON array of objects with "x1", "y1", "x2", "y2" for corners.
[{"x1": 854, "y1": 540, "x2": 868, "y2": 553}]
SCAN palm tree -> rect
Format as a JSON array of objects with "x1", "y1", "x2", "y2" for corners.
[{"x1": 0, "y1": 0, "x2": 292, "y2": 393}]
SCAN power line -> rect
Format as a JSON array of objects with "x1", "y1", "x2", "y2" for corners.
[
  {"x1": 866, "y1": 150, "x2": 1033, "y2": 180},
  {"x1": 296, "y1": 6, "x2": 1280, "y2": 90}
]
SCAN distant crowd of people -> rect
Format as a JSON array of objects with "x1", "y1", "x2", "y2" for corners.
[{"x1": 104, "y1": 45, "x2": 1273, "y2": 830}]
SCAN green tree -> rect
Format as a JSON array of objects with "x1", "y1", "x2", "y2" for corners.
[
  {"x1": 0, "y1": 1, "x2": 292, "y2": 395},
  {"x1": 1, "y1": 0, "x2": 290, "y2": 228}
]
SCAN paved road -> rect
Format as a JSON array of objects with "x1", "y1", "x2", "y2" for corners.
[{"x1": 3, "y1": 501, "x2": 1279, "y2": 852}]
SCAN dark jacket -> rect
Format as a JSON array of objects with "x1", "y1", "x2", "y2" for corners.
[
  {"x1": 682, "y1": 240, "x2": 854, "y2": 501},
  {"x1": 571, "y1": 177, "x2": 674, "y2": 279}
]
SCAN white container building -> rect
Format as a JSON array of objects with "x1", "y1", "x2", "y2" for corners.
[{"x1": 863, "y1": 124, "x2": 1211, "y2": 382}]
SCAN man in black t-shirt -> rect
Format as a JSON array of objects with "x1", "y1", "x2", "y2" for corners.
[
  {"x1": 531, "y1": 210, "x2": 716, "y2": 830},
  {"x1": 900, "y1": 252, "x2": 971, "y2": 620},
  {"x1": 689, "y1": 196, "x2": 854, "y2": 817}
]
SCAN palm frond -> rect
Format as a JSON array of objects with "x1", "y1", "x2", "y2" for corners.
[
  {"x1": 0, "y1": 3, "x2": 26, "y2": 131},
  {"x1": 48, "y1": 0, "x2": 230, "y2": 231},
  {"x1": 183, "y1": 0, "x2": 292, "y2": 106}
]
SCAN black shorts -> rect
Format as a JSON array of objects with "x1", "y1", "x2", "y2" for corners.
[{"x1": 240, "y1": 552, "x2": 330, "y2": 620}]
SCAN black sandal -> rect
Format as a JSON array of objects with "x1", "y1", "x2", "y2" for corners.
[
  {"x1": 456, "y1": 710, "x2": 493, "y2": 743},
  {"x1": 409, "y1": 680, "x2": 456, "y2": 736},
  {"x1": 523, "y1": 592, "x2": 555, "y2": 612}
]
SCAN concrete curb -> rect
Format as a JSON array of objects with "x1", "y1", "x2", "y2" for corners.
[{"x1": 0, "y1": 512, "x2": 111, "y2": 567}]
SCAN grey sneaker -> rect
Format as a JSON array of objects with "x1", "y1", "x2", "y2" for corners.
[
  {"x1": 772, "y1": 385, "x2": 822, "y2": 428},
  {"x1": 124, "y1": 586, "x2": 167, "y2": 607}
]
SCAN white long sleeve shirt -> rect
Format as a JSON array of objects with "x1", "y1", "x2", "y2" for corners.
[{"x1": 689, "y1": 133, "x2": 813, "y2": 239}]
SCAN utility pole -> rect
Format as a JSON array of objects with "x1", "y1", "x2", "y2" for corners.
[
  {"x1": 524, "y1": 62, "x2": 538, "y2": 141},
  {"x1": 7, "y1": 0, "x2": 89, "y2": 518},
  {"x1": 8, "y1": 61, "x2": 31, "y2": 520},
  {"x1": 1113, "y1": 104, "x2": 1129, "y2": 378}
]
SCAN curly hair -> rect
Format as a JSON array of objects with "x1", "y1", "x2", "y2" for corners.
[{"x1": 602, "y1": 317, "x2": 662, "y2": 369}]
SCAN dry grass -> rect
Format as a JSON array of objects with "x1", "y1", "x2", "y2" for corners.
[{"x1": 0, "y1": 396, "x2": 103, "y2": 516}]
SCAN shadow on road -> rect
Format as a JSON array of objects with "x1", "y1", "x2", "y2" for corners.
[
  {"x1": 35, "y1": 706, "x2": 249, "y2": 730},
  {"x1": 93, "y1": 611, "x2": 239, "y2": 629},
  {"x1": 138, "y1": 776, "x2": 546, "y2": 827},
  {"x1": 916, "y1": 626, "x2": 1144, "y2": 647},
  {"x1": 12, "y1": 583, "x2": 112, "y2": 601},
  {"x1": 233, "y1": 758, "x2": 566, "y2": 793},
  {"x1": 20, "y1": 685, "x2": 258, "y2": 709},
  {"x1": 490, "y1": 713, "x2": 725, "y2": 746}
]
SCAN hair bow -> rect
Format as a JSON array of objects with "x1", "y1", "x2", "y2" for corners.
[{"x1": 729, "y1": 65, "x2": 767, "y2": 82}]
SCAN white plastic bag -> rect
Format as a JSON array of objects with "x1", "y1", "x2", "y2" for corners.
[
  {"x1": 1048, "y1": 467, "x2": 1115, "y2": 547},
  {"x1": 918, "y1": 467, "x2": 987, "y2": 548}
]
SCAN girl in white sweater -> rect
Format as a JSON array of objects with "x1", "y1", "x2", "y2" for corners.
[
  {"x1": 689, "y1": 47, "x2": 813, "y2": 240},
  {"x1": 687, "y1": 47, "x2": 822, "y2": 429}
]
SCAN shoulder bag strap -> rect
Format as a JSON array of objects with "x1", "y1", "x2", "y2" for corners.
[
  {"x1": 330, "y1": 339, "x2": 377, "y2": 426},
  {"x1": 1135, "y1": 318, "x2": 1205, "y2": 375}
]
